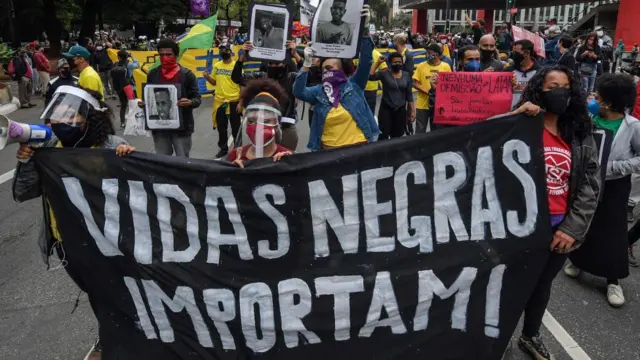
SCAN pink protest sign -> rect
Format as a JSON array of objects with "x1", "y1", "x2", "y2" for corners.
[{"x1": 511, "y1": 25, "x2": 546, "y2": 58}]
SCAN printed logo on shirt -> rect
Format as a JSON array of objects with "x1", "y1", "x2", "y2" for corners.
[
  {"x1": 545, "y1": 146, "x2": 571, "y2": 196},
  {"x1": 215, "y1": 68, "x2": 232, "y2": 76}
]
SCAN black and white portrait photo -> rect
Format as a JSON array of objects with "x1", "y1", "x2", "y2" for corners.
[
  {"x1": 144, "y1": 84, "x2": 181, "y2": 130},
  {"x1": 311, "y1": 0, "x2": 364, "y2": 59},
  {"x1": 249, "y1": 3, "x2": 290, "y2": 62}
]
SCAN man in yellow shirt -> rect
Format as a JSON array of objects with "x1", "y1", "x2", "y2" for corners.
[
  {"x1": 63, "y1": 45, "x2": 104, "y2": 98},
  {"x1": 203, "y1": 45, "x2": 241, "y2": 158},
  {"x1": 364, "y1": 49, "x2": 387, "y2": 117},
  {"x1": 412, "y1": 44, "x2": 451, "y2": 133}
]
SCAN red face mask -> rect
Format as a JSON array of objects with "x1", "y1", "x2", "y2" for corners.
[
  {"x1": 160, "y1": 55, "x2": 180, "y2": 79},
  {"x1": 246, "y1": 123, "x2": 277, "y2": 147}
]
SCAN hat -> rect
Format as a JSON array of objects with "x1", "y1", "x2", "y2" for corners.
[
  {"x1": 426, "y1": 43, "x2": 442, "y2": 55},
  {"x1": 57, "y1": 58, "x2": 69, "y2": 69},
  {"x1": 63, "y1": 45, "x2": 91, "y2": 60},
  {"x1": 219, "y1": 44, "x2": 231, "y2": 51}
]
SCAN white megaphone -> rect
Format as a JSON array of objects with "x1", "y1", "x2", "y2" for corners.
[{"x1": 0, "y1": 114, "x2": 52, "y2": 151}]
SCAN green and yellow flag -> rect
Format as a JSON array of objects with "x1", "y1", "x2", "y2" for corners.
[{"x1": 178, "y1": 12, "x2": 218, "y2": 59}]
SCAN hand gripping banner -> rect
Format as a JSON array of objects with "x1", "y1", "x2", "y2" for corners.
[{"x1": 35, "y1": 114, "x2": 551, "y2": 360}]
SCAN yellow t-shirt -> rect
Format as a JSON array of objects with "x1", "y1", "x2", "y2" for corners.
[
  {"x1": 321, "y1": 104, "x2": 367, "y2": 148},
  {"x1": 213, "y1": 60, "x2": 240, "y2": 102},
  {"x1": 78, "y1": 66, "x2": 104, "y2": 98},
  {"x1": 412, "y1": 61, "x2": 451, "y2": 110},
  {"x1": 365, "y1": 49, "x2": 388, "y2": 92}
]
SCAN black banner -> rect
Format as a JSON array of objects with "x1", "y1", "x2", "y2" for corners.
[{"x1": 35, "y1": 114, "x2": 551, "y2": 360}]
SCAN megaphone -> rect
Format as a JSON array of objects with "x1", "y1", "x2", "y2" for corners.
[{"x1": 0, "y1": 114, "x2": 52, "y2": 150}]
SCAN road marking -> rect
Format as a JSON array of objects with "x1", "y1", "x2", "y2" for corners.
[
  {"x1": 83, "y1": 345, "x2": 94, "y2": 360},
  {"x1": 0, "y1": 169, "x2": 15, "y2": 185},
  {"x1": 543, "y1": 310, "x2": 592, "y2": 360}
]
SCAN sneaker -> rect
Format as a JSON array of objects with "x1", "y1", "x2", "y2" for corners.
[
  {"x1": 628, "y1": 205, "x2": 635, "y2": 222},
  {"x1": 87, "y1": 338, "x2": 102, "y2": 360},
  {"x1": 518, "y1": 335, "x2": 553, "y2": 360},
  {"x1": 607, "y1": 284, "x2": 625, "y2": 307},
  {"x1": 563, "y1": 262, "x2": 581, "y2": 278},
  {"x1": 629, "y1": 247, "x2": 638, "y2": 268},
  {"x1": 120, "y1": 122, "x2": 126, "y2": 129},
  {"x1": 215, "y1": 149, "x2": 228, "y2": 159}
]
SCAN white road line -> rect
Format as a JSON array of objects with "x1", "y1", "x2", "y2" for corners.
[
  {"x1": 543, "y1": 310, "x2": 592, "y2": 360},
  {"x1": 83, "y1": 345, "x2": 94, "y2": 360},
  {"x1": 0, "y1": 169, "x2": 15, "y2": 185}
]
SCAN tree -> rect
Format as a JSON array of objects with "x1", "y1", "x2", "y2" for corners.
[
  {"x1": 390, "y1": 11, "x2": 411, "y2": 30},
  {"x1": 42, "y1": 0, "x2": 62, "y2": 56}
]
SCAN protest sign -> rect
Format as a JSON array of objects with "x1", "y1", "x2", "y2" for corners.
[
  {"x1": 35, "y1": 115, "x2": 551, "y2": 359},
  {"x1": 511, "y1": 26, "x2": 546, "y2": 58},
  {"x1": 434, "y1": 72, "x2": 513, "y2": 126}
]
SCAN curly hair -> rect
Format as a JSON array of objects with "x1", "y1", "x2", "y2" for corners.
[
  {"x1": 319, "y1": 58, "x2": 355, "y2": 77},
  {"x1": 81, "y1": 89, "x2": 116, "y2": 146},
  {"x1": 596, "y1": 73, "x2": 637, "y2": 114},
  {"x1": 240, "y1": 78, "x2": 288, "y2": 112},
  {"x1": 388, "y1": 52, "x2": 404, "y2": 64},
  {"x1": 516, "y1": 65, "x2": 592, "y2": 143}
]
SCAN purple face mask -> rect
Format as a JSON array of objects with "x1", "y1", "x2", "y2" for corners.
[{"x1": 322, "y1": 69, "x2": 348, "y2": 107}]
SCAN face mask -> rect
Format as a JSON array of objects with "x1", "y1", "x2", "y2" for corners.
[
  {"x1": 463, "y1": 60, "x2": 481, "y2": 72},
  {"x1": 221, "y1": 52, "x2": 231, "y2": 60},
  {"x1": 246, "y1": 123, "x2": 277, "y2": 147},
  {"x1": 160, "y1": 55, "x2": 177, "y2": 68},
  {"x1": 426, "y1": 54, "x2": 436, "y2": 62},
  {"x1": 597, "y1": 31, "x2": 604, "y2": 37},
  {"x1": 322, "y1": 69, "x2": 348, "y2": 107},
  {"x1": 267, "y1": 66, "x2": 285, "y2": 79},
  {"x1": 480, "y1": 49, "x2": 494, "y2": 60},
  {"x1": 440, "y1": 39, "x2": 447, "y2": 44},
  {"x1": 540, "y1": 88, "x2": 571, "y2": 115},
  {"x1": 391, "y1": 64, "x2": 403, "y2": 72},
  {"x1": 60, "y1": 69, "x2": 72, "y2": 78},
  {"x1": 510, "y1": 51, "x2": 524, "y2": 65},
  {"x1": 52, "y1": 123, "x2": 87, "y2": 147},
  {"x1": 588, "y1": 98, "x2": 601, "y2": 116}
]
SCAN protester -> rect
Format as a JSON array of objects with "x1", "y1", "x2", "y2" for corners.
[
  {"x1": 110, "y1": 49, "x2": 133, "y2": 128},
  {"x1": 8, "y1": 48, "x2": 34, "y2": 108},
  {"x1": 93, "y1": 43, "x2": 114, "y2": 98},
  {"x1": 557, "y1": 35, "x2": 576, "y2": 70},
  {"x1": 63, "y1": 45, "x2": 104, "y2": 97},
  {"x1": 595, "y1": 26, "x2": 613, "y2": 73},
  {"x1": 465, "y1": 14, "x2": 485, "y2": 45},
  {"x1": 496, "y1": 23, "x2": 513, "y2": 53},
  {"x1": 565, "y1": 73, "x2": 639, "y2": 307},
  {"x1": 12, "y1": 86, "x2": 135, "y2": 360},
  {"x1": 613, "y1": 39, "x2": 625, "y2": 73},
  {"x1": 231, "y1": 40, "x2": 300, "y2": 150},
  {"x1": 479, "y1": 34, "x2": 504, "y2": 71},
  {"x1": 412, "y1": 43, "x2": 451, "y2": 133},
  {"x1": 26, "y1": 43, "x2": 40, "y2": 94},
  {"x1": 227, "y1": 79, "x2": 293, "y2": 167},
  {"x1": 203, "y1": 44, "x2": 241, "y2": 158},
  {"x1": 369, "y1": 53, "x2": 415, "y2": 139},
  {"x1": 293, "y1": 6, "x2": 379, "y2": 151},
  {"x1": 363, "y1": 45, "x2": 388, "y2": 117},
  {"x1": 575, "y1": 32, "x2": 602, "y2": 94},
  {"x1": 393, "y1": 33, "x2": 414, "y2": 77},
  {"x1": 45, "y1": 59, "x2": 78, "y2": 109},
  {"x1": 543, "y1": 25, "x2": 562, "y2": 65},
  {"x1": 142, "y1": 38, "x2": 202, "y2": 157},
  {"x1": 510, "y1": 66, "x2": 600, "y2": 360},
  {"x1": 511, "y1": 40, "x2": 541, "y2": 108},
  {"x1": 33, "y1": 44, "x2": 51, "y2": 96}
]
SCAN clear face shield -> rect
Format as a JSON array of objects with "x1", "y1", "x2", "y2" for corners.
[
  {"x1": 241, "y1": 103, "x2": 281, "y2": 159},
  {"x1": 40, "y1": 86, "x2": 101, "y2": 127}
]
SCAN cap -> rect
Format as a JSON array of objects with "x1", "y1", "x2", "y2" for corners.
[
  {"x1": 57, "y1": 58, "x2": 69, "y2": 69},
  {"x1": 63, "y1": 45, "x2": 91, "y2": 60},
  {"x1": 219, "y1": 44, "x2": 230, "y2": 51},
  {"x1": 426, "y1": 43, "x2": 442, "y2": 55}
]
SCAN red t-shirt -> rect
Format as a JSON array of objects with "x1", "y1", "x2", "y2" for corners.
[
  {"x1": 543, "y1": 128, "x2": 572, "y2": 215},
  {"x1": 228, "y1": 144, "x2": 292, "y2": 162}
]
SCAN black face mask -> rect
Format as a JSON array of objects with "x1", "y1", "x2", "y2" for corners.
[
  {"x1": 480, "y1": 49, "x2": 494, "y2": 61},
  {"x1": 220, "y1": 52, "x2": 231, "y2": 60},
  {"x1": 511, "y1": 52, "x2": 525, "y2": 66},
  {"x1": 540, "y1": 88, "x2": 571, "y2": 115},
  {"x1": 52, "y1": 123, "x2": 89, "y2": 147},
  {"x1": 267, "y1": 66, "x2": 285, "y2": 79},
  {"x1": 391, "y1": 64, "x2": 403, "y2": 72},
  {"x1": 60, "y1": 69, "x2": 72, "y2": 78}
]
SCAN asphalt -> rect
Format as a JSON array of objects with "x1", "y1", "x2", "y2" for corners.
[{"x1": 0, "y1": 97, "x2": 639, "y2": 360}]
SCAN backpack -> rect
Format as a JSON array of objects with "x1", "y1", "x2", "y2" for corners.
[
  {"x1": 110, "y1": 62, "x2": 129, "y2": 91},
  {"x1": 8, "y1": 55, "x2": 26, "y2": 80}
]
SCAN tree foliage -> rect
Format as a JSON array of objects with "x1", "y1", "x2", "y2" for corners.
[{"x1": 389, "y1": 11, "x2": 412, "y2": 30}]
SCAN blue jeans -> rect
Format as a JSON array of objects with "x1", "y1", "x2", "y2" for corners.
[{"x1": 581, "y1": 71, "x2": 597, "y2": 94}]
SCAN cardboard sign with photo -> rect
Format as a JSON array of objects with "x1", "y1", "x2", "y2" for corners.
[
  {"x1": 249, "y1": 3, "x2": 291, "y2": 62},
  {"x1": 311, "y1": 0, "x2": 365, "y2": 59},
  {"x1": 143, "y1": 84, "x2": 183, "y2": 131}
]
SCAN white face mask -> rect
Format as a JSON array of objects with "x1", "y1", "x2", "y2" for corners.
[{"x1": 441, "y1": 39, "x2": 447, "y2": 44}]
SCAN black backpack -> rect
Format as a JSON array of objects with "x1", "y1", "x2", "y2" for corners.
[{"x1": 110, "y1": 62, "x2": 129, "y2": 91}]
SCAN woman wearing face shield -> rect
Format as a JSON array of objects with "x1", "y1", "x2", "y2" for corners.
[
  {"x1": 293, "y1": 5, "x2": 379, "y2": 151},
  {"x1": 12, "y1": 86, "x2": 135, "y2": 358},
  {"x1": 564, "y1": 73, "x2": 640, "y2": 308},
  {"x1": 226, "y1": 78, "x2": 293, "y2": 168}
]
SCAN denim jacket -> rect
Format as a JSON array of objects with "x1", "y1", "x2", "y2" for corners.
[{"x1": 293, "y1": 37, "x2": 380, "y2": 150}]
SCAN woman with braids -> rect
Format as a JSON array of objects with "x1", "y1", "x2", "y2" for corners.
[
  {"x1": 12, "y1": 86, "x2": 135, "y2": 358},
  {"x1": 508, "y1": 65, "x2": 601, "y2": 360},
  {"x1": 227, "y1": 78, "x2": 293, "y2": 168},
  {"x1": 563, "y1": 73, "x2": 640, "y2": 308}
]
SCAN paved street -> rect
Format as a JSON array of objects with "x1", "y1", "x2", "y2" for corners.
[{"x1": 0, "y1": 97, "x2": 638, "y2": 360}]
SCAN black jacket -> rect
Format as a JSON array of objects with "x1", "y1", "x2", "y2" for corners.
[
  {"x1": 557, "y1": 51, "x2": 576, "y2": 70},
  {"x1": 231, "y1": 60, "x2": 297, "y2": 122},
  {"x1": 146, "y1": 66, "x2": 202, "y2": 135},
  {"x1": 575, "y1": 45, "x2": 602, "y2": 65},
  {"x1": 45, "y1": 75, "x2": 79, "y2": 110}
]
